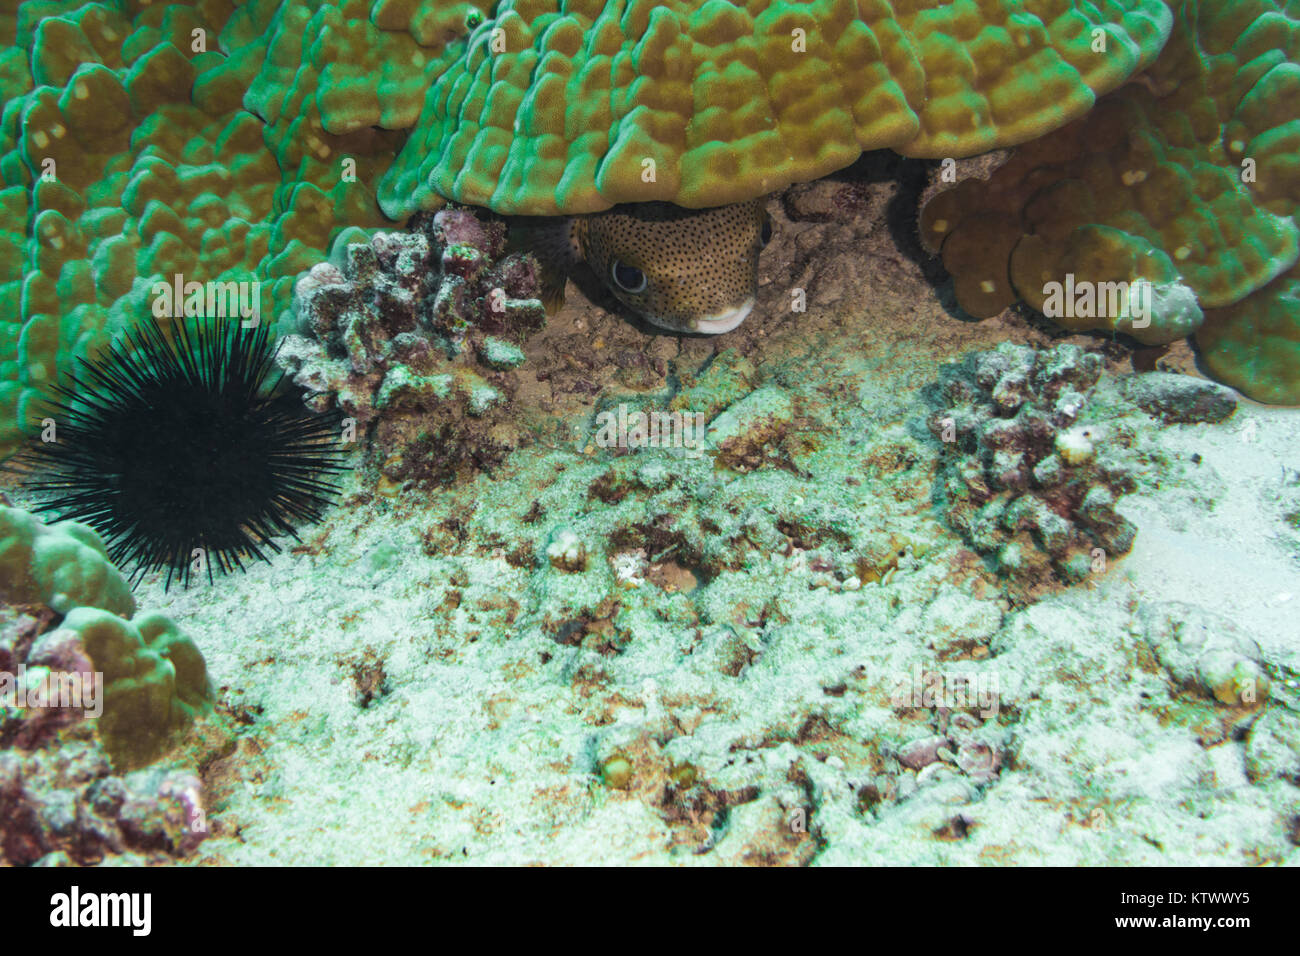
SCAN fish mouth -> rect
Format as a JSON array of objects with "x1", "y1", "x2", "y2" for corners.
[{"x1": 690, "y1": 298, "x2": 755, "y2": 334}]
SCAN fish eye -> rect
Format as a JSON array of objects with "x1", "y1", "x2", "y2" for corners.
[
  {"x1": 610, "y1": 260, "x2": 647, "y2": 294},
  {"x1": 759, "y1": 217, "x2": 772, "y2": 247}
]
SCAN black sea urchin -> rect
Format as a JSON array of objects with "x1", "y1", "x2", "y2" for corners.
[{"x1": 12, "y1": 315, "x2": 347, "y2": 589}]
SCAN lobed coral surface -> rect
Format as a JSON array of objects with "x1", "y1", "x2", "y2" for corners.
[
  {"x1": 0, "y1": 503, "x2": 222, "y2": 864},
  {"x1": 921, "y1": 0, "x2": 1300, "y2": 403}
]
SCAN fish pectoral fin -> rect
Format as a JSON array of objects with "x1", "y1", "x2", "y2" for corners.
[
  {"x1": 508, "y1": 216, "x2": 578, "y2": 315},
  {"x1": 537, "y1": 269, "x2": 568, "y2": 315}
]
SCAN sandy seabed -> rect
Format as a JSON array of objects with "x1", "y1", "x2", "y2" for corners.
[{"x1": 98, "y1": 159, "x2": 1300, "y2": 866}]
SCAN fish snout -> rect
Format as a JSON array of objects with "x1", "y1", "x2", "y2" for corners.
[{"x1": 691, "y1": 297, "x2": 755, "y2": 334}]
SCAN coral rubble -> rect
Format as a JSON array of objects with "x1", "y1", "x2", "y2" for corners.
[
  {"x1": 927, "y1": 344, "x2": 1142, "y2": 597},
  {"x1": 276, "y1": 208, "x2": 545, "y2": 485}
]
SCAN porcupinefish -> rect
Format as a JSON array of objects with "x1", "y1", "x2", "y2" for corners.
[{"x1": 516, "y1": 199, "x2": 772, "y2": 335}]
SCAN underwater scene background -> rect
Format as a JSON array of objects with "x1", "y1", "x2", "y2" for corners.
[{"x1": 0, "y1": 0, "x2": 1298, "y2": 866}]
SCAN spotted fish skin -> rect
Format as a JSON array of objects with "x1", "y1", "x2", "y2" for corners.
[{"x1": 571, "y1": 199, "x2": 770, "y2": 334}]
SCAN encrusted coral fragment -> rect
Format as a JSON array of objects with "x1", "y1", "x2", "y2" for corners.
[
  {"x1": 0, "y1": 743, "x2": 209, "y2": 865},
  {"x1": 927, "y1": 343, "x2": 1138, "y2": 598},
  {"x1": 277, "y1": 207, "x2": 545, "y2": 484}
]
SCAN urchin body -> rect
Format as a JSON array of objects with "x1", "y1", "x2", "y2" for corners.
[{"x1": 15, "y1": 317, "x2": 345, "y2": 589}]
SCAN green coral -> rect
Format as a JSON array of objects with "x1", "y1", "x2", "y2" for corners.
[
  {"x1": 57, "y1": 605, "x2": 214, "y2": 769},
  {"x1": 1, "y1": 504, "x2": 214, "y2": 769},
  {"x1": 380, "y1": 0, "x2": 1172, "y2": 216},
  {"x1": 921, "y1": 0, "x2": 1300, "y2": 403},
  {"x1": 0, "y1": 0, "x2": 417, "y2": 457},
  {"x1": 0, "y1": 503, "x2": 135, "y2": 617},
  {"x1": 1196, "y1": 258, "x2": 1300, "y2": 404}
]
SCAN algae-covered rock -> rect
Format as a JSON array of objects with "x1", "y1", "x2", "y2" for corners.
[
  {"x1": 1140, "y1": 603, "x2": 1270, "y2": 708},
  {"x1": 0, "y1": 745, "x2": 209, "y2": 865},
  {"x1": 706, "y1": 385, "x2": 795, "y2": 471},
  {"x1": 1244, "y1": 708, "x2": 1300, "y2": 784},
  {"x1": 1121, "y1": 373, "x2": 1238, "y2": 425}
]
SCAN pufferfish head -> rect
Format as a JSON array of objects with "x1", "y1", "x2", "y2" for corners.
[{"x1": 576, "y1": 199, "x2": 772, "y2": 335}]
